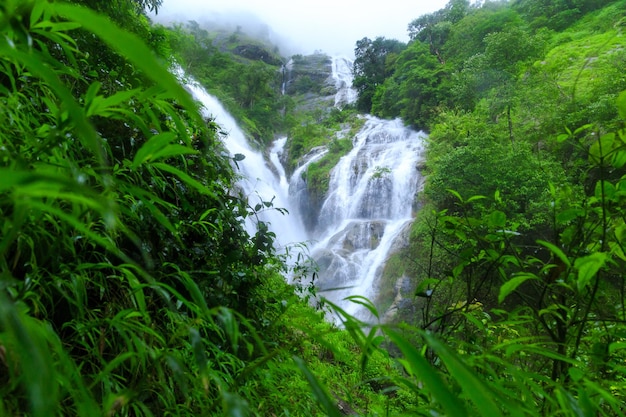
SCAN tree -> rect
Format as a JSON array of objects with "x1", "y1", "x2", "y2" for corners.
[
  {"x1": 408, "y1": 0, "x2": 470, "y2": 63},
  {"x1": 371, "y1": 40, "x2": 450, "y2": 129},
  {"x1": 353, "y1": 36, "x2": 406, "y2": 112},
  {"x1": 444, "y1": 3, "x2": 523, "y2": 65},
  {"x1": 451, "y1": 26, "x2": 546, "y2": 140},
  {"x1": 425, "y1": 134, "x2": 566, "y2": 230}
]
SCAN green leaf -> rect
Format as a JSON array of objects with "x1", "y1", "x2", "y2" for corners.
[
  {"x1": 494, "y1": 189, "x2": 502, "y2": 204},
  {"x1": 176, "y1": 271, "x2": 211, "y2": 318},
  {"x1": 488, "y1": 210, "x2": 506, "y2": 228},
  {"x1": 86, "y1": 86, "x2": 141, "y2": 118},
  {"x1": 0, "y1": 294, "x2": 59, "y2": 416},
  {"x1": 557, "y1": 133, "x2": 570, "y2": 143},
  {"x1": 568, "y1": 367, "x2": 584, "y2": 382},
  {"x1": 609, "y1": 341, "x2": 626, "y2": 354},
  {"x1": 30, "y1": 1, "x2": 47, "y2": 28},
  {"x1": 152, "y1": 162, "x2": 217, "y2": 198},
  {"x1": 217, "y1": 307, "x2": 241, "y2": 353},
  {"x1": 609, "y1": 241, "x2": 626, "y2": 262},
  {"x1": 222, "y1": 391, "x2": 250, "y2": 417},
  {"x1": 499, "y1": 273, "x2": 538, "y2": 303},
  {"x1": 132, "y1": 133, "x2": 197, "y2": 168},
  {"x1": 415, "y1": 278, "x2": 438, "y2": 297},
  {"x1": 0, "y1": 46, "x2": 106, "y2": 167},
  {"x1": 574, "y1": 252, "x2": 608, "y2": 292},
  {"x1": 537, "y1": 240, "x2": 571, "y2": 268},
  {"x1": 611, "y1": 148, "x2": 626, "y2": 169},
  {"x1": 190, "y1": 328, "x2": 209, "y2": 372},
  {"x1": 467, "y1": 194, "x2": 487, "y2": 203},
  {"x1": 31, "y1": 20, "x2": 83, "y2": 32},
  {"x1": 385, "y1": 329, "x2": 468, "y2": 417},
  {"x1": 424, "y1": 332, "x2": 506, "y2": 417},
  {"x1": 556, "y1": 208, "x2": 584, "y2": 224},
  {"x1": 589, "y1": 132, "x2": 617, "y2": 163},
  {"x1": 120, "y1": 266, "x2": 148, "y2": 314},
  {"x1": 344, "y1": 295, "x2": 380, "y2": 319},
  {"x1": 151, "y1": 144, "x2": 198, "y2": 162},
  {"x1": 132, "y1": 132, "x2": 177, "y2": 168},
  {"x1": 446, "y1": 188, "x2": 464, "y2": 203}
]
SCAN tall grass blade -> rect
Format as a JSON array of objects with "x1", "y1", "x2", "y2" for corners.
[
  {"x1": 385, "y1": 329, "x2": 468, "y2": 417},
  {"x1": 423, "y1": 332, "x2": 509, "y2": 417},
  {"x1": 293, "y1": 356, "x2": 343, "y2": 417}
]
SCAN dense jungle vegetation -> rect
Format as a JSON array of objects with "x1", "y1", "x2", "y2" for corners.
[{"x1": 1, "y1": 0, "x2": 626, "y2": 416}]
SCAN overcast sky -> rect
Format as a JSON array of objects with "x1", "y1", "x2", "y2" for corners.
[{"x1": 153, "y1": 0, "x2": 450, "y2": 57}]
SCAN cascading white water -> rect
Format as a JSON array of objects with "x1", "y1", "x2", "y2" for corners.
[
  {"x1": 308, "y1": 58, "x2": 426, "y2": 322},
  {"x1": 311, "y1": 117, "x2": 425, "y2": 321},
  {"x1": 176, "y1": 58, "x2": 424, "y2": 324},
  {"x1": 332, "y1": 56, "x2": 358, "y2": 108},
  {"x1": 176, "y1": 67, "x2": 308, "y2": 250}
]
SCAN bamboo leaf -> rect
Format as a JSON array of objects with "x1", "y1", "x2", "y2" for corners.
[
  {"x1": 152, "y1": 162, "x2": 217, "y2": 198},
  {"x1": 51, "y1": 3, "x2": 202, "y2": 125},
  {"x1": 174, "y1": 270, "x2": 211, "y2": 317},
  {"x1": 343, "y1": 295, "x2": 380, "y2": 319},
  {"x1": 190, "y1": 328, "x2": 209, "y2": 372},
  {"x1": 132, "y1": 132, "x2": 178, "y2": 168},
  {"x1": 151, "y1": 144, "x2": 198, "y2": 162},
  {"x1": 86, "y1": 86, "x2": 140, "y2": 118},
  {"x1": 0, "y1": 45, "x2": 106, "y2": 167},
  {"x1": 30, "y1": 0, "x2": 47, "y2": 28},
  {"x1": 0, "y1": 293, "x2": 59, "y2": 416}
]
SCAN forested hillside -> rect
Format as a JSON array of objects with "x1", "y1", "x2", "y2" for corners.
[
  {"x1": 362, "y1": 0, "x2": 626, "y2": 414},
  {"x1": 2, "y1": 0, "x2": 626, "y2": 416}
]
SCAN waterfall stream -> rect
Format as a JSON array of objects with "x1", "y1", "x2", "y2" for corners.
[
  {"x1": 179, "y1": 57, "x2": 424, "y2": 323},
  {"x1": 310, "y1": 116, "x2": 425, "y2": 320},
  {"x1": 178, "y1": 68, "x2": 307, "y2": 250}
]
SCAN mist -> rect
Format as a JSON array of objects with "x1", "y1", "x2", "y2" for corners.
[{"x1": 151, "y1": 0, "x2": 449, "y2": 57}]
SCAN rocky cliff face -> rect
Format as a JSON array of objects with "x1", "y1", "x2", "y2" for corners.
[
  {"x1": 232, "y1": 44, "x2": 283, "y2": 66},
  {"x1": 283, "y1": 53, "x2": 337, "y2": 112}
]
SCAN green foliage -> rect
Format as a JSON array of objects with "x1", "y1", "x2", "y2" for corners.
[
  {"x1": 167, "y1": 21, "x2": 287, "y2": 144},
  {"x1": 362, "y1": 0, "x2": 626, "y2": 135},
  {"x1": 371, "y1": 40, "x2": 451, "y2": 129},
  {"x1": 305, "y1": 138, "x2": 353, "y2": 201},
  {"x1": 286, "y1": 107, "x2": 362, "y2": 199},
  {"x1": 4, "y1": 0, "x2": 626, "y2": 416},
  {"x1": 512, "y1": 0, "x2": 611, "y2": 30},
  {"x1": 378, "y1": 92, "x2": 626, "y2": 416},
  {"x1": 353, "y1": 36, "x2": 406, "y2": 113},
  {"x1": 444, "y1": 2, "x2": 525, "y2": 66},
  {"x1": 0, "y1": 1, "x2": 336, "y2": 415},
  {"x1": 426, "y1": 130, "x2": 569, "y2": 231}
]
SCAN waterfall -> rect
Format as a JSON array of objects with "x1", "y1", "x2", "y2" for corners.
[
  {"x1": 176, "y1": 67, "x2": 307, "y2": 251},
  {"x1": 311, "y1": 57, "x2": 426, "y2": 322},
  {"x1": 176, "y1": 59, "x2": 424, "y2": 324},
  {"x1": 332, "y1": 56, "x2": 358, "y2": 108},
  {"x1": 311, "y1": 116, "x2": 425, "y2": 321}
]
